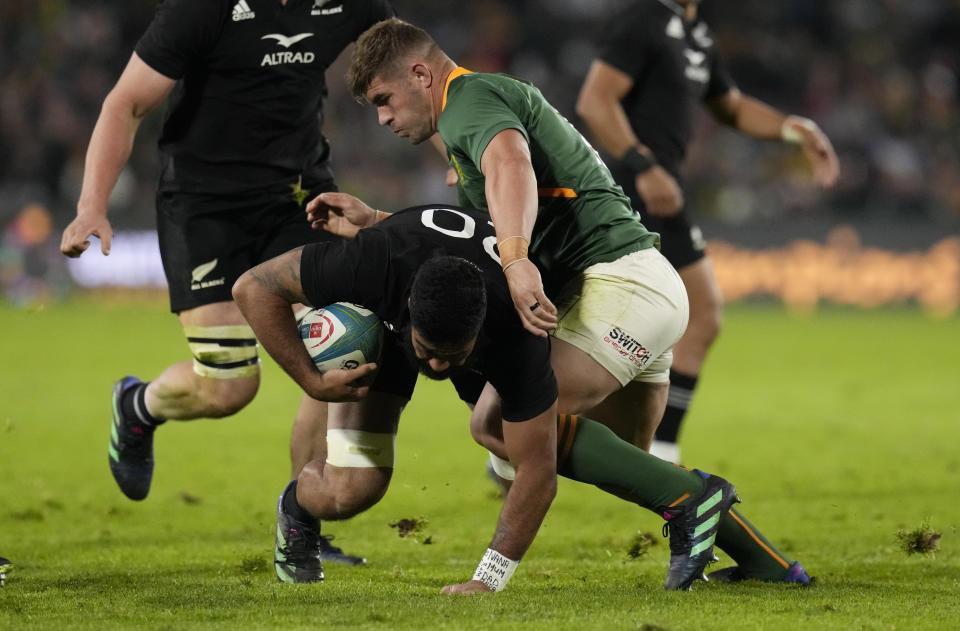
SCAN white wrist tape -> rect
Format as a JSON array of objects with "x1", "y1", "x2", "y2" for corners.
[
  {"x1": 472, "y1": 548, "x2": 519, "y2": 592},
  {"x1": 781, "y1": 116, "x2": 816, "y2": 144}
]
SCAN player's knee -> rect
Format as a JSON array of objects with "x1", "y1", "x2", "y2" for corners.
[
  {"x1": 184, "y1": 323, "x2": 261, "y2": 416},
  {"x1": 333, "y1": 481, "x2": 389, "y2": 518},
  {"x1": 321, "y1": 429, "x2": 395, "y2": 517},
  {"x1": 299, "y1": 460, "x2": 390, "y2": 519},
  {"x1": 200, "y1": 376, "x2": 259, "y2": 417},
  {"x1": 469, "y1": 409, "x2": 501, "y2": 453}
]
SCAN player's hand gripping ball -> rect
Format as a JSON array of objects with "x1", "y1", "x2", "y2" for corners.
[{"x1": 299, "y1": 302, "x2": 382, "y2": 372}]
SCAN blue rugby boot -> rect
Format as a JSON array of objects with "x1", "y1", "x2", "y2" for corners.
[
  {"x1": 707, "y1": 561, "x2": 814, "y2": 586},
  {"x1": 108, "y1": 376, "x2": 155, "y2": 501},
  {"x1": 662, "y1": 469, "x2": 740, "y2": 591}
]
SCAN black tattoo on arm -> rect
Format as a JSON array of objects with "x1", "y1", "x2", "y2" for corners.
[{"x1": 249, "y1": 247, "x2": 307, "y2": 304}]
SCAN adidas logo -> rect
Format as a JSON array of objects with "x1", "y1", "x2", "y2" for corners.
[{"x1": 232, "y1": 0, "x2": 255, "y2": 21}]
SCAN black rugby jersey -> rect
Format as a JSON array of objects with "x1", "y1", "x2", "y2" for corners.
[
  {"x1": 135, "y1": 0, "x2": 394, "y2": 194},
  {"x1": 299, "y1": 206, "x2": 559, "y2": 422},
  {"x1": 598, "y1": 0, "x2": 734, "y2": 180}
]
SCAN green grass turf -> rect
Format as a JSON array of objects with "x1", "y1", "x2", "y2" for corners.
[{"x1": 1, "y1": 298, "x2": 958, "y2": 630}]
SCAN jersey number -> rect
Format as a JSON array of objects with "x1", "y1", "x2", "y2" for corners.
[{"x1": 420, "y1": 208, "x2": 501, "y2": 265}]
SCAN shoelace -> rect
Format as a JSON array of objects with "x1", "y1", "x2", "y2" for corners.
[
  {"x1": 662, "y1": 518, "x2": 692, "y2": 554},
  {"x1": 282, "y1": 525, "x2": 321, "y2": 559}
]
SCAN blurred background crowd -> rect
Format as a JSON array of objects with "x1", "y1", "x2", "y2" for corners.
[{"x1": 2, "y1": 0, "x2": 959, "y2": 308}]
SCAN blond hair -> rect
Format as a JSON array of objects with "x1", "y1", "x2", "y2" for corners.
[{"x1": 347, "y1": 17, "x2": 441, "y2": 101}]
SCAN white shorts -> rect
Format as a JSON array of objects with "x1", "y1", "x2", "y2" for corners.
[{"x1": 552, "y1": 248, "x2": 689, "y2": 385}]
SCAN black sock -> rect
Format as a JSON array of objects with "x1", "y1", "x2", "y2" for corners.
[
  {"x1": 654, "y1": 369, "x2": 698, "y2": 443},
  {"x1": 120, "y1": 382, "x2": 165, "y2": 427},
  {"x1": 282, "y1": 480, "x2": 317, "y2": 524}
]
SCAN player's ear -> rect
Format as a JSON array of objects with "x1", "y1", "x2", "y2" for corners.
[{"x1": 411, "y1": 63, "x2": 432, "y2": 87}]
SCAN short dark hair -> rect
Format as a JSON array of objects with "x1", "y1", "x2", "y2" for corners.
[
  {"x1": 347, "y1": 17, "x2": 440, "y2": 101},
  {"x1": 409, "y1": 256, "x2": 486, "y2": 347}
]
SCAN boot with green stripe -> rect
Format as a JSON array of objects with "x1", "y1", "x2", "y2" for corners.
[
  {"x1": 662, "y1": 469, "x2": 740, "y2": 591},
  {"x1": 108, "y1": 376, "x2": 155, "y2": 501},
  {"x1": 274, "y1": 481, "x2": 324, "y2": 583},
  {"x1": 0, "y1": 557, "x2": 12, "y2": 586}
]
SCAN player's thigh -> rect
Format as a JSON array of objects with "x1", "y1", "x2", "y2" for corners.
[
  {"x1": 551, "y1": 338, "x2": 621, "y2": 414},
  {"x1": 319, "y1": 392, "x2": 406, "y2": 504},
  {"x1": 677, "y1": 256, "x2": 723, "y2": 325},
  {"x1": 177, "y1": 300, "x2": 247, "y2": 328},
  {"x1": 469, "y1": 382, "x2": 504, "y2": 451},
  {"x1": 322, "y1": 335, "x2": 413, "y2": 485},
  {"x1": 171, "y1": 299, "x2": 262, "y2": 400},
  {"x1": 583, "y1": 380, "x2": 668, "y2": 450},
  {"x1": 552, "y1": 248, "x2": 688, "y2": 401}
]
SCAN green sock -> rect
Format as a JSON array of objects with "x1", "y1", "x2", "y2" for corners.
[
  {"x1": 555, "y1": 414, "x2": 794, "y2": 579},
  {"x1": 715, "y1": 507, "x2": 795, "y2": 580},
  {"x1": 555, "y1": 414, "x2": 703, "y2": 513}
]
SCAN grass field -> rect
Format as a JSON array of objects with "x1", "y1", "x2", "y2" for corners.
[{"x1": 1, "y1": 298, "x2": 958, "y2": 630}]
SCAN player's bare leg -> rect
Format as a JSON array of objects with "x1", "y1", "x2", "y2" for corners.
[
  {"x1": 652, "y1": 257, "x2": 723, "y2": 462},
  {"x1": 108, "y1": 300, "x2": 259, "y2": 500},
  {"x1": 274, "y1": 392, "x2": 405, "y2": 582},
  {"x1": 582, "y1": 380, "x2": 667, "y2": 451},
  {"x1": 287, "y1": 394, "x2": 368, "y2": 566},
  {"x1": 550, "y1": 337, "x2": 623, "y2": 413},
  {"x1": 142, "y1": 301, "x2": 259, "y2": 419},
  {"x1": 290, "y1": 393, "x2": 328, "y2": 478}
]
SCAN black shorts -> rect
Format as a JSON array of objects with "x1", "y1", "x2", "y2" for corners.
[
  {"x1": 157, "y1": 182, "x2": 338, "y2": 313},
  {"x1": 635, "y1": 209, "x2": 707, "y2": 271},
  {"x1": 614, "y1": 167, "x2": 707, "y2": 270},
  {"x1": 370, "y1": 332, "x2": 487, "y2": 407}
]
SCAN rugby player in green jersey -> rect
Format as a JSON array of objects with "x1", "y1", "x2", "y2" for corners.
[{"x1": 340, "y1": 18, "x2": 810, "y2": 588}]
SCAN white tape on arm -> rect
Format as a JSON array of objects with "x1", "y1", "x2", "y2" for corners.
[
  {"x1": 472, "y1": 548, "x2": 519, "y2": 592},
  {"x1": 781, "y1": 116, "x2": 816, "y2": 144}
]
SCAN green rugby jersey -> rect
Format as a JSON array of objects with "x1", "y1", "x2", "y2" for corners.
[{"x1": 437, "y1": 68, "x2": 660, "y2": 292}]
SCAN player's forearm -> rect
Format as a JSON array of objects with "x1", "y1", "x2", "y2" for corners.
[
  {"x1": 76, "y1": 93, "x2": 145, "y2": 216},
  {"x1": 484, "y1": 158, "x2": 539, "y2": 260},
  {"x1": 233, "y1": 270, "x2": 317, "y2": 388},
  {"x1": 489, "y1": 461, "x2": 557, "y2": 560},
  {"x1": 727, "y1": 94, "x2": 790, "y2": 140}
]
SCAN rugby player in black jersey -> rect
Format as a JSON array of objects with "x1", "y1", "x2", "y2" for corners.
[
  {"x1": 59, "y1": 0, "x2": 396, "y2": 565},
  {"x1": 233, "y1": 194, "x2": 811, "y2": 591},
  {"x1": 576, "y1": 0, "x2": 839, "y2": 464}
]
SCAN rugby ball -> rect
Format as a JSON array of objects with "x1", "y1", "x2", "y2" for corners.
[{"x1": 299, "y1": 302, "x2": 382, "y2": 372}]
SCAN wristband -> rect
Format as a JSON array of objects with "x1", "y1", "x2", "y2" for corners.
[
  {"x1": 780, "y1": 116, "x2": 816, "y2": 144},
  {"x1": 621, "y1": 146, "x2": 657, "y2": 175},
  {"x1": 472, "y1": 548, "x2": 519, "y2": 592},
  {"x1": 501, "y1": 257, "x2": 528, "y2": 272},
  {"x1": 498, "y1": 235, "x2": 529, "y2": 270}
]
